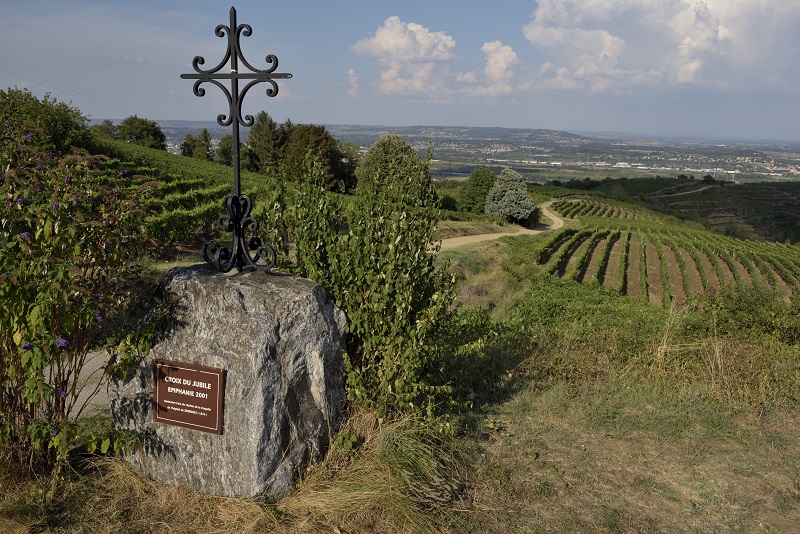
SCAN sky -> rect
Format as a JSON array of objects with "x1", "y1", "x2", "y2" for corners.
[{"x1": 1, "y1": 0, "x2": 798, "y2": 141}]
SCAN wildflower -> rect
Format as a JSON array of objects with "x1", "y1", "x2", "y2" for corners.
[
  {"x1": 51, "y1": 428, "x2": 58, "y2": 436},
  {"x1": 121, "y1": 169, "x2": 128, "y2": 174},
  {"x1": 35, "y1": 163, "x2": 43, "y2": 170},
  {"x1": 55, "y1": 337, "x2": 68, "y2": 348},
  {"x1": 15, "y1": 198, "x2": 28, "y2": 206},
  {"x1": 52, "y1": 202, "x2": 59, "y2": 210},
  {"x1": 57, "y1": 388, "x2": 67, "y2": 399},
  {"x1": 95, "y1": 313, "x2": 103, "y2": 323},
  {"x1": 22, "y1": 343, "x2": 32, "y2": 351},
  {"x1": 20, "y1": 231, "x2": 30, "y2": 239},
  {"x1": 25, "y1": 133, "x2": 33, "y2": 140},
  {"x1": 64, "y1": 176, "x2": 72, "y2": 184}
]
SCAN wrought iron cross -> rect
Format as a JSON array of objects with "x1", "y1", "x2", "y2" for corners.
[{"x1": 181, "y1": 6, "x2": 292, "y2": 272}]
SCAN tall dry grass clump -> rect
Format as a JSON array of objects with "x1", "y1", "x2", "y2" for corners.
[{"x1": 280, "y1": 408, "x2": 465, "y2": 533}]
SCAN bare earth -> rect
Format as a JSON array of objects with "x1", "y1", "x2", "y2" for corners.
[{"x1": 439, "y1": 201, "x2": 563, "y2": 251}]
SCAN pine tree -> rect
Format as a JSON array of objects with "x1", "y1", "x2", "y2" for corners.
[{"x1": 484, "y1": 168, "x2": 536, "y2": 224}]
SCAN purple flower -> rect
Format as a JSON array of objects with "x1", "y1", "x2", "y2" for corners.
[
  {"x1": 95, "y1": 313, "x2": 103, "y2": 323},
  {"x1": 121, "y1": 169, "x2": 128, "y2": 174},
  {"x1": 57, "y1": 388, "x2": 67, "y2": 399},
  {"x1": 51, "y1": 428, "x2": 58, "y2": 436},
  {"x1": 55, "y1": 337, "x2": 68, "y2": 348},
  {"x1": 22, "y1": 343, "x2": 32, "y2": 352},
  {"x1": 64, "y1": 176, "x2": 72, "y2": 184},
  {"x1": 20, "y1": 232, "x2": 30, "y2": 239},
  {"x1": 35, "y1": 164, "x2": 43, "y2": 171},
  {"x1": 52, "y1": 202, "x2": 59, "y2": 210},
  {"x1": 15, "y1": 198, "x2": 28, "y2": 206},
  {"x1": 25, "y1": 133, "x2": 33, "y2": 140}
]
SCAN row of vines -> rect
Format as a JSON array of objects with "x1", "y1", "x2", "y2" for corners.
[
  {"x1": 90, "y1": 138, "x2": 290, "y2": 247},
  {"x1": 538, "y1": 199, "x2": 800, "y2": 307}
]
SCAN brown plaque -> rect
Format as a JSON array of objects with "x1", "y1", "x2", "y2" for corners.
[{"x1": 153, "y1": 360, "x2": 225, "y2": 434}]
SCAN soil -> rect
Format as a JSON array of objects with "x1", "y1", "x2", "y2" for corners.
[{"x1": 439, "y1": 201, "x2": 563, "y2": 251}]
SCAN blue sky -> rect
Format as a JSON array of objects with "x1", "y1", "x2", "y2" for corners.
[{"x1": 1, "y1": 0, "x2": 798, "y2": 140}]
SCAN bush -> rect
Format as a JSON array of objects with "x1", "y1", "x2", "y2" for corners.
[
  {"x1": 293, "y1": 148, "x2": 456, "y2": 419},
  {"x1": 459, "y1": 166, "x2": 495, "y2": 214},
  {"x1": 0, "y1": 126, "x2": 152, "y2": 471},
  {"x1": 484, "y1": 168, "x2": 536, "y2": 224},
  {"x1": 0, "y1": 88, "x2": 87, "y2": 157},
  {"x1": 354, "y1": 135, "x2": 422, "y2": 192}
]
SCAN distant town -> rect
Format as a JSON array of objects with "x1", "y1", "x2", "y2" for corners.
[{"x1": 152, "y1": 120, "x2": 800, "y2": 182}]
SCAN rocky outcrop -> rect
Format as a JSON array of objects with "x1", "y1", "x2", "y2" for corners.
[{"x1": 109, "y1": 264, "x2": 346, "y2": 498}]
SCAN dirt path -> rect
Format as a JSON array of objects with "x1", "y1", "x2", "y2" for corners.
[{"x1": 439, "y1": 201, "x2": 564, "y2": 251}]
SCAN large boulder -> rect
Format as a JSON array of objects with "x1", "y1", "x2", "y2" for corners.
[{"x1": 109, "y1": 264, "x2": 346, "y2": 498}]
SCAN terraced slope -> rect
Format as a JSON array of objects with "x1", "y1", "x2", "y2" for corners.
[{"x1": 539, "y1": 199, "x2": 800, "y2": 306}]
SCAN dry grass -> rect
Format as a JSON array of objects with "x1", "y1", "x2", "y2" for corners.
[
  {"x1": 0, "y1": 409, "x2": 467, "y2": 534},
  {"x1": 435, "y1": 220, "x2": 509, "y2": 241},
  {"x1": 467, "y1": 379, "x2": 800, "y2": 532},
  {"x1": 441, "y1": 239, "x2": 534, "y2": 319}
]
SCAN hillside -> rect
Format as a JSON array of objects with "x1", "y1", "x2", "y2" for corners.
[{"x1": 4, "y1": 132, "x2": 800, "y2": 532}]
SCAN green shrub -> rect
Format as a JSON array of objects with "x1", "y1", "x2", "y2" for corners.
[
  {"x1": 1, "y1": 126, "x2": 151, "y2": 471},
  {"x1": 459, "y1": 166, "x2": 495, "y2": 214},
  {"x1": 292, "y1": 149, "x2": 456, "y2": 419},
  {"x1": 0, "y1": 88, "x2": 87, "y2": 157}
]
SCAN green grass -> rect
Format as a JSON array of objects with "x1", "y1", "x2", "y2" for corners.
[{"x1": 5, "y1": 149, "x2": 800, "y2": 532}]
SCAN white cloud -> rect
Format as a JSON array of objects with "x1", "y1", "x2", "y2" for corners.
[
  {"x1": 522, "y1": 0, "x2": 800, "y2": 92},
  {"x1": 352, "y1": 16, "x2": 455, "y2": 95},
  {"x1": 347, "y1": 68, "x2": 360, "y2": 98},
  {"x1": 462, "y1": 41, "x2": 519, "y2": 96}
]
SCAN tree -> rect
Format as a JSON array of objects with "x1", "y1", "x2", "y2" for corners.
[
  {"x1": 460, "y1": 166, "x2": 495, "y2": 213},
  {"x1": 180, "y1": 133, "x2": 196, "y2": 157},
  {"x1": 283, "y1": 124, "x2": 343, "y2": 189},
  {"x1": 484, "y1": 168, "x2": 536, "y2": 224},
  {"x1": 355, "y1": 135, "x2": 422, "y2": 193},
  {"x1": 246, "y1": 111, "x2": 279, "y2": 173},
  {"x1": 192, "y1": 128, "x2": 213, "y2": 161},
  {"x1": 0, "y1": 87, "x2": 87, "y2": 155},
  {"x1": 90, "y1": 119, "x2": 117, "y2": 140},
  {"x1": 117, "y1": 115, "x2": 166, "y2": 150},
  {"x1": 335, "y1": 140, "x2": 360, "y2": 192},
  {"x1": 216, "y1": 134, "x2": 234, "y2": 165}
]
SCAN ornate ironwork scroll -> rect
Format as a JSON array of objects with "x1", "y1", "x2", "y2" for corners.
[{"x1": 181, "y1": 6, "x2": 291, "y2": 272}]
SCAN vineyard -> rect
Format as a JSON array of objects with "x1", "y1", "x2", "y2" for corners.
[
  {"x1": 596, "y1": 177, "x2": 800, "y2": 244},
  {"x1": 89, "y1": 138, "x2": 289, "y2": 248},
  {"x1": 534, "y1": 198, "x2": 800, "y2": 307}
]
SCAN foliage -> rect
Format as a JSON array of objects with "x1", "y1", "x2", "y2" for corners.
[
  {"x1": 89, "y1": 119, "x2": 118, "y2": 140},
  {"x1": 283, "y1": 124, "x2": 345, "y2": 190},
  {"x1": 0, "y1": 88, "x2": 88, "y2": 157},
  {"x1": 355, "y1": 134, "x2": 422, "y2": 193},
  {"x1": 459, "y1": 166, "x2": 496, "y2": 214},
  {"x1": 216, "y1": 134, "x2": 234, "y2": 166},
  {"x1": 292, "y1": 146, "x2": 456, "y2": 419},
  {"x1": 116, "y1": 115, "x2": 167, "y2": 151},
  {"x1": 245, "y1": 111, "x2": 281, "y2": 173},
  {"x1": 0, "y1": 126, "x2": 153, "y2": 470},
  {"x1": 86, "y1": 135, "x2": 294, "y2": 249},
  {"x1": 484, "y1": 168, "x2": 536, "y2": 224},
  {"x1": 180, "y1": 128, "x2": 213, "y2": 161}
]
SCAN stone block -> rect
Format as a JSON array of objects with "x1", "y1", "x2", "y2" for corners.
[{"x1": 109, "y1": 264, "x2": 346, "y2": 498}]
